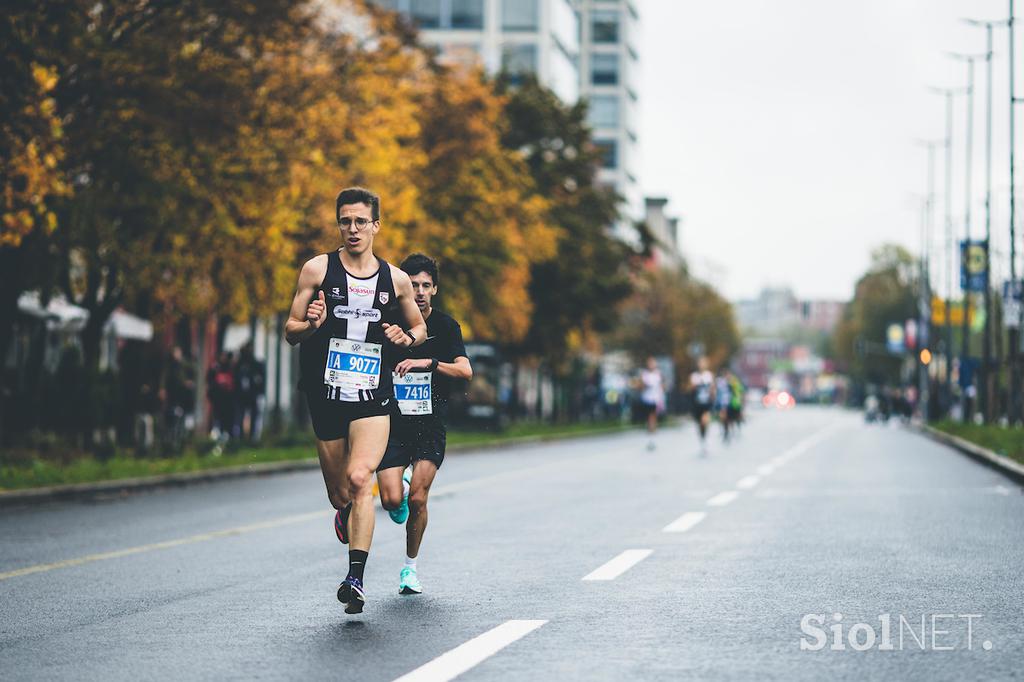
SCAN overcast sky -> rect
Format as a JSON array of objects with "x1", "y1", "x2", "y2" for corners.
[{"x1": 639, "y1": 0, "x2": 1022, "y2": 302}]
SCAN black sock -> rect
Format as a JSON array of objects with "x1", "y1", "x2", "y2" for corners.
[{"x1": 348, "y1": 549, "x2": 368, "y2": 582}]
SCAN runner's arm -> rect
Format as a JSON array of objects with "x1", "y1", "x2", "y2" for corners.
[
  {"x1": 284, "y1": 257, "x2": 327, "y2": 346},
  {"x1": 382, "y1": 267, "x2": 426, "y2": 348},
  {"x1": 434, "y1": 356, "x2": 472, "y2": 380}
]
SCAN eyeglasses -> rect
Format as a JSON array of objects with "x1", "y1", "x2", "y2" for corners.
[{"x1": 338, "y1": 217, "x2": 376, "y2": 231}]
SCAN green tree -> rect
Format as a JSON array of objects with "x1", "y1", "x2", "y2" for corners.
[
  {"x1": 497, "y1": 76, "x2": 634, "y2": 365},
  {"x1": 833, "y1": 244, "x2": 918, "y2": 386},
  {"x1": 615, "y1": 267, "x2": 739, "y2": 383}
]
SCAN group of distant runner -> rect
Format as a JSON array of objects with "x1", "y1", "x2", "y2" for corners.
[{"x1": 637, "y1": 356, "x2": 746, "y2": 455}]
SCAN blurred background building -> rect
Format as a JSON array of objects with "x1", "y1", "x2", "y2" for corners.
[
  {"x1": 642, "y1": 196, "x2": 683, "y2": 270},
  {"x1": 371, "y1": 0, "x2": 642, "y2": 242}
]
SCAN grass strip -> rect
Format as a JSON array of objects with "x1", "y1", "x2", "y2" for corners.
[
  {"x1": 1, "y1": 419, "x2": 636, "y2": 492},
  {"x1": 931, "y1": 420, "x2": 1024, "y2": 466}
]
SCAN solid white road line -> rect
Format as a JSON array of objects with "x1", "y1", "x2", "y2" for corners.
[
  {"x1": 707, "y1": 490, "x2": 739, "y2": 507},
  {"x1": 582, "y1": 549, "x2": 653, "y2": 581},
  {"x1": 663, "y1": 511, "x2": 707, "y2": 533},
  {"x1": 392, "y1": 620, "x2": 547, "y2": 682},
  {"x1": 736, "y1": 475, "x2": 760, "y2": 490}
]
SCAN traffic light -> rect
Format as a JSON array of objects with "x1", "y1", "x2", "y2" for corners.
[{"x1": 919, "y1": 348, "x2": 932, "y2": 365}]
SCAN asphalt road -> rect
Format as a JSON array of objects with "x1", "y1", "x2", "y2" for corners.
[{"x1": 1, "y1": 407, "x2": 1022, "y2": 681}]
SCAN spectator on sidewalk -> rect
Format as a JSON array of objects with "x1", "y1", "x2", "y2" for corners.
[
  {"x1": 207, "y1": 351, "x2": 236, "y2": 441},
  {"x1": 234, "y1": 343, "x2": 265, "y2": 442}
]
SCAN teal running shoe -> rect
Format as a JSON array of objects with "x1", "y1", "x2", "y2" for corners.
[
  {"x1": 388, "y1": 467, "x2": 413, "y2": 524},
  {"x1": 399, "y1": 566, "x2": 422, "y2": 595}
]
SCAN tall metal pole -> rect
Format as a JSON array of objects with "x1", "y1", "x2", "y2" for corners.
[
  {"x1": 977, "y1": 25, "x2": 995, "y2": 423},
  {"x1": 916, "y1": 139, "x2": 941, "y2": 420},
  {"x1": 983, "y1": 27, "x2": 995, "y2": 423},
  {"x1": 948, "y1": 53, "x2": 982, "y2": 422},
  {"x1": 945, "y1": 90, "x2": 956, "y2": 409},
  {"x1": 1011, "y1": 0, "x2": 1022, "y2": 424}
]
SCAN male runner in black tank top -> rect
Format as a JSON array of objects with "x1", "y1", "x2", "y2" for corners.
[{"x1": 285, "y1": 187, "x2": 426, "y2": 614}]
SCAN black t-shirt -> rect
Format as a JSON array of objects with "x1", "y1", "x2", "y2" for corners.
[{"x1": 396, "y1": 309, "x2": 467, "y2": 405}]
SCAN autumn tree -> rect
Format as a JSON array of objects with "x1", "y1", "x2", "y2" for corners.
[{"x1": 0, "y1": 3, "x2": 69, "y2": 369}]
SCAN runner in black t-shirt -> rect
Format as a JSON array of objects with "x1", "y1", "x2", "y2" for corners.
[{"x1": 377, "y1": 253, "x2": 472, "y2": 595}]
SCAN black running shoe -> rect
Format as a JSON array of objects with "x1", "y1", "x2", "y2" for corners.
[
  {"x1": 334, "y1": 504, "x2": 351, "y2": 544},
  {"x1": 337, "y1": 576, "x2": 366, "y2": 614}
]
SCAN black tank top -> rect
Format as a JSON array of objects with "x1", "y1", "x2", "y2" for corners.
[{"x1": 298, "y1": 252, "x2": 401, "y2": 402}]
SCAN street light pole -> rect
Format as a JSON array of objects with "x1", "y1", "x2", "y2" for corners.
[
  {"x1": 947, "y1": 52, "x2": 984, "y2": 422},
  {"x1": 930, "y1": 86, "x2": 967, "y2": 415},
  {"x1": 1010, "y1": 0, "x2": 1023, "y2": 424},
  {"x1": 916, "y1": 139, "x2": 942, "y2": 420},
  {"x1": 965, "y1": 19, "x2": 1003, "y2": 422}
]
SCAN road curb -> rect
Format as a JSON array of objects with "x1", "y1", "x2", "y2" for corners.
[
  {"x1": 916, "y1": 423, "x2": 1024, "y2": 486},
  {"x1": 0, "y1": 424, "x2": 644, "y2": 508}
]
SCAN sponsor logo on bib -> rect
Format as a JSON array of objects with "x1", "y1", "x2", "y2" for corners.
[{"x1": 333, "y1": 306, "x2": 382, "y2": 322}]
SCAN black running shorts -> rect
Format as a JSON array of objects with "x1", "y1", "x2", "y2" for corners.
[
  {"x1": 377, "y1": 414, "x2": 447, "y2": 472},
  {"x1": 304, "y1": 392, "x2": 395, "y2": 442}
]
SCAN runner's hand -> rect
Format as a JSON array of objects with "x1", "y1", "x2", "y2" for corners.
[
  {"x1": 395, "y1": 358, "x2": 432, "y2": 377},
  {"x1": 382, "y1": 322, "x2": 412, "y2": 347},
  {"x1": 306, "y1": 290, "x2": 327, "y2": 329}
]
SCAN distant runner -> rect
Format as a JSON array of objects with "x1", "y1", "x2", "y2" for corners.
[
  {"x1": 377, "y1": 254, "x2": 472, "y2": 596},
  {"x1": 638, "y1": 356, "x2": 665, "y2": 451},
  {"x1": 715, "y1": 371, "x2": 732, "y2": 442},
  {"x1": 285, "y1": 187, "x2": 426, "y2": 614},
  {"x1": 689, "y1": 358, "x2": 715, "y2": 455},
  {"x1": 726, "y1": 371, "x2": 745, "y2": 434}
]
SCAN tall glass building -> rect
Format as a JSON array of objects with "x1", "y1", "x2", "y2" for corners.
[{"x1": 371, "y1": 0, "x2": 641, "y2": 237}]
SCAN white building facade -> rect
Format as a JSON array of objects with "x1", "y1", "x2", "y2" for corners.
[
  {"x1": 374, "y1": 0, "x2": 580, "y2": 103},
  {"x1": 578, "y1": 0, "x2": 641, "y2": 237},
  {"x1": 372, "y1": 0, "x2": 641, "y2": 240}
]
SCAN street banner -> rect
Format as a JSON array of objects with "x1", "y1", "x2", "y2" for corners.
[
  {"x1": 960, "y1": 240, "x2": 987, "y2": 293},
  {"x1": 886, "y1": 323, "x2": 905, "y2": 354},
  {"x1": 931, "y1": 297, "x2": 975, "y2": 326},
  {"x1": 1004, "y1": 280, "x2": 1023, "y2": 329},
  {"x1": 904, "y1": 319, "x2": 918, "y2": 350}
]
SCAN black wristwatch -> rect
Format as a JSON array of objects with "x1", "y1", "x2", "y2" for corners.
[
  {"x1": 405, "y1": 330, "x2": 417, "y2": 345},
  {"x1": 429, "y1": 358, "x2": 439, "y2": 372}
]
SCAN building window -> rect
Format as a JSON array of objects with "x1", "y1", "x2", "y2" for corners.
[
  {"x1": 451, "y1": 0, "x2": 484, "y2": 29},
  {"x1": 410, "y1": 0, "x2": 441, "y2": 28},
  {"x1": 595, "y1": 139, "x2": 618, "y2": 169},
  {"x1": 592, "y1": 10, "x2": 619, "y2": 43},
  {"x1": 591, "y1": 53, "x2": 619, "y2": 85},
  {"x1": 502, "y1": 0, "x2": 538, "y2": 31},
  {"x1": 588, "y1": 96, "x2": 619, "y2": 128},
  {"x1": 373, "y1": 0, "x2": 401, "y2": 9},
  {"x1": 502, "y1": 43, "x2": 538, "y2": 84}
]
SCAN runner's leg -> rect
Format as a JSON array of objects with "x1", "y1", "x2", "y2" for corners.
[
  {"x1": 346, "y1": 415, "x2": 390, "y2": 551},
  {"x1": 406, "y1": 459, "x2": 439, "y2": 559},
  {"x1": 377, "y1": 466, "x2": 405, "y2": 512}
]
